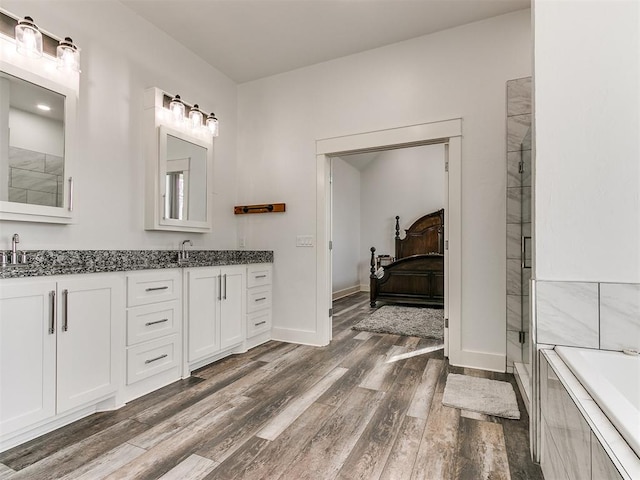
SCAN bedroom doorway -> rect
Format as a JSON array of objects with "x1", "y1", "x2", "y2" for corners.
[
  {"x1": 330, "y1": 144, "x2": 446, "y2": 321},
  {"x1": 316, "y1": 119, "x2": 462, "y2": 362}
]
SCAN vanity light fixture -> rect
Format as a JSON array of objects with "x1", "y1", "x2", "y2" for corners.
[
  {"x1": 15, "y1": 16, "x2": 43, "y2": 58},
  {"x1": 56, "y1": 37, "x2": 80, "y2": 72},
  {"x1": 169, "y1": 94, "x2": 185, "y2": 123},
  {"x1": 206, "y1": 112, "x2": 219, "y2": 137},
  {"x1": 189, "y1": 104, "x2": 204, "y2": 129}
]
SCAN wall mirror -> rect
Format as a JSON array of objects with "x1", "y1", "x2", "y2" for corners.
[
  {"x1": 160, "y1": 126, "x2": 208, "y2": 224},
  {"x1": 144, "y1": 87, "x2": 213, "y2": 232},
  {"x1": 0, "y1": 39, "x2": 78, "y2": 224}
]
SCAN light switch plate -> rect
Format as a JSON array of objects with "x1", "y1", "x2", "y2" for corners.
[{"x1": 296, "y1": 235, "x2": 314, "y2": 247}]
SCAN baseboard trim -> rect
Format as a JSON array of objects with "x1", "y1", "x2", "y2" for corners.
[
  {"x1": 332, "y1": 285, "x2": 360, "y2": 301},
  {"x1": 450, "y1": 349, "x2": 506, "y2": 373},
  {"x1": 271, "y1": 326, "x2": 327, "y2": 347}
]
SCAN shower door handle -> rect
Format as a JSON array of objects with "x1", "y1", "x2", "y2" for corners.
[{"x1": 521, "y1": 236, "x2": 532, "y2": 269}]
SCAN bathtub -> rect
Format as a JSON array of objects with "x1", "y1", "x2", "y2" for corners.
[{"x1": 555, "y1": 346, "x2": 640, "y2": 459}]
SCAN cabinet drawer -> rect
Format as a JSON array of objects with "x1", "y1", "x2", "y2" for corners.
[
  {"x1": 127, "y1": 270, "x2": 181, "y2": 307},
  {"x1": 247, "y1": 310, "x2": 272, "y2": 337},
  {"x1": 127, "y1": 335, "x2": 179, "y2": 385},
  {"x1": 247, "y1": 286, "x2": 272, "y2": 313},
  {"x1": 127, "y1": 300, "x2": 180, "y2": 346},
  {"x1": 247, "y1": 265, "x2": 272, "y2": 288}
]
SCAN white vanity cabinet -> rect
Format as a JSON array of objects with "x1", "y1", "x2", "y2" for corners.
[
  {"x1": 185, "y1": 266, "x2": 245, "y2": 370},
  {"x1": 0, "y1": 273, "x2": 124, "y2": 450},
  {"x1": 124, "y1": 269, "x2": 182, "y2": 402},
  {"x1": 246, "y1": 264, "x2": 272, "y2": 349}
]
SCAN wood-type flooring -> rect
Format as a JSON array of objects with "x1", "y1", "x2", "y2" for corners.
[{"x1": 0, "y1": 292, "x2": 543, "y2": 480}]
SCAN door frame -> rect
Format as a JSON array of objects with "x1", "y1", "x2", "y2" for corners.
[{"x1": 316, "y1": 119, "x2": 462, "y2": 360}]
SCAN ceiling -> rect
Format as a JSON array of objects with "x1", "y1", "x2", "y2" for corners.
[{"x1": 120, "y1": 0, "x2": 530, "y2": 83}]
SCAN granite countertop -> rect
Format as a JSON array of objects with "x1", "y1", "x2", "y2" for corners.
[{"x1": 0, "y1": 250, "x2": 273, "y2": 279}]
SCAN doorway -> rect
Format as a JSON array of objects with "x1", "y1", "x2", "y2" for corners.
[{"x1": 316, "y1": 119, "x2": 462, "y2": 361}]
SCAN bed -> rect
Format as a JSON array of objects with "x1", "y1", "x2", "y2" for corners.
[{"x1": 369, "y1": 209, "x2": 445, "y2": 308}]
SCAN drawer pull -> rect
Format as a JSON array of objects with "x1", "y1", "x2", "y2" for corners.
[
  {"x1": 145, "y1": 354, "x2": 168, "y2": 364},
  {"x1": 255, "y1": 297, "x2": 267, "y2": 302},
  {"x1": 255, "y1": 320, "x2": 267, "y2": 326},
  {"x1": 145, "y1": 318, "x2": 169, "y2": 326},
  {"x1": 255, "y1": 274, "x2": 267, "y2": 279},
  {"x1": 146, "y1": 286, "x2": 169, "y2": 292}
]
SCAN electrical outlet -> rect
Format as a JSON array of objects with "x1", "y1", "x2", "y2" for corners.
[
  {"x1": 296, "y1": 235, "x2": 314, "y2": 247},
  {"x1": 238, "y1": 237, "x2": 246, "y2": 248}
]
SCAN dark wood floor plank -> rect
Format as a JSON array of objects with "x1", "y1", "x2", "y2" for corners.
[
  {"x1": 102, "y1": 397, "x2": 251, "y2": 480},
  {"x1": 0, "y1": 376, "x2": 203, "y2": 470},
  {"x1": 411, "y1": 359, "x2": 460, "y2": 480},
  {"x1": 133, "y1": 359, "x2": 267, "y2": 425},
  {"x1": 9, "y1": 418, "x2": 149, "y2": 480},
  {"x1": 454, "y1": 417, "x2": 511, "y2": 480},
  {"x1": 335, "y1": 364, "x2": 420, "y2": 480},
  {"x1": 379, "y1": 415, "x2": 427, "y2": 480},
  {"x1": 222, "y1": 403, "x2": 336, "y2": 480},
  {"x1": 278, "y1": 387, "x2": 386, "y2": 480}
]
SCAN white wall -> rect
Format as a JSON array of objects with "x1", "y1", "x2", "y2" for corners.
[
  {"x1": 359, "y1": 144, "x2": 444, "y2": 286},
  {"x1": 10, "y1": 109, "x2": 64, "y2": 157},
  {"x1": 1, "y1": 0, "x2": 238, "y2": 250},
  {"x1": 331, "y1": 157, "x2": 360, "y2": 294},
  {"x1": 238, "y1": 10, "x2": 532, "y2": 362},
  {"x1": 534, "y1": 0, "x2": 640, "y2": 282}
]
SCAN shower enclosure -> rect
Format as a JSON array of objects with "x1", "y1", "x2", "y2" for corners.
[{"x1": 506, "y1": 77, "x2": 532, "y2": 386}]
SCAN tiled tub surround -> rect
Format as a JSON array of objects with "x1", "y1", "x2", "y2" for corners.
[
  {"x1": 535, "y1": 280, "x2": 640, "y2": 352},
  {"x1": 541, "y1": 349, "x2": 638, "y2": 480},
  {"x1": 506, "y1": 76, "x2": 532, "y2": 371},
  {"x1": 0, "y1": 249, "x2": 273, "y2": 279},
  {"x1": 8, "y1": 146, "x2": 64, "y2": 208}
]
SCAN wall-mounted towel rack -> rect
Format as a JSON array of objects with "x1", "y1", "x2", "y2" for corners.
[{"x1": 234, "y1": 203, "x2": 286, "y2": 215}]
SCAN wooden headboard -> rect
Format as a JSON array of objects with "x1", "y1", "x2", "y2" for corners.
[{"x1": 395, "y1": 209, "x2": 444, "y2": 259}]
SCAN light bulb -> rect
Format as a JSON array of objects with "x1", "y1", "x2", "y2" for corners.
[
  {"x1": 56, "y1": 37, "x2": 80, "y2": 72},
  {"x1": 169, "y1": 95, "x2": 185, "y2": 123},
  {"x1": 15, "y1": 16, "x2": 43, "y2": 58},
  {"x1": 189, "y1": 104, "x2": 203, "y2": 129},
  {"x1": 206, "y1": 113, "x2": 219, "y2": 137}
]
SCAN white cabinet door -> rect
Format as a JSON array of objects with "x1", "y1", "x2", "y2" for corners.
[
  {"x1": 220, "y1": 266, "x2": 245, "y2": 350},
  {"x1": 186, "y1": 268, "x2": 221, "y2": 362},
  {"x1": 56, "y1": 274, "x2": 123, "y2": 413},
  {"x1": 0, "y1": 280, "x2": 57, "y2": 436}
]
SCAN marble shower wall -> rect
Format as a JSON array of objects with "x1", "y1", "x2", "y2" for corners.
[
  {"x1": 506, "y1": 77, "x2": 532, "y2": 369},
  {"x1": 536, "y1": 280, "x2": 640, "y2": 352}
]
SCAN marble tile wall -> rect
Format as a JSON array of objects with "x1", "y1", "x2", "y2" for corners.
[
  {"x1": 506, "y1": 76, "x2": 532, "y2": 368},
  {"x1": 8, "y1": 146, "x2": 63, "y2": 207},
  {"x1": 535, "y1": 280, "x2": 640, "y2": 352}
]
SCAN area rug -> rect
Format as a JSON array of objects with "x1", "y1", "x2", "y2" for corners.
[
  {"x1": 442, "y1": 374, "x2": 520, "y2": 420},
  {"x1": 352, "y1": 305, "x2": 444, "y2": 340}
]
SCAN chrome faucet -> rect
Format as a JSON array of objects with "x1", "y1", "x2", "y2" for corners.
[
  {"x1": 11, "y1": 233, "x2": 19, "y2": 265},
  {"x1": 180, "y1": 239, "x2": 193, "y2": 261}
]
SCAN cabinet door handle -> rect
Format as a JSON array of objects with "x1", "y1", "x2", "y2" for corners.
[
  {"x1": 145, "y1": 318, "x2": 169, "y2": 326},
  {"x1": 145, "y1": 286, "x2": 169, "y2": 292},
  {"x1": 62, "y1": 289, "x2": 69, "y2": 332},
  {"x1": 49, "y1": 290, "x2": 56, "y2": 334},
  {"x1": 68, "y1": 177, "x2": 74, "y2": 212},
  {"x1": 255, "y1": 320, "x2": 267, "y2": 326},
  {"x1": 255, "y1": 297, "x2": 267, "y2": 302},
  {"x1": 255, "y1": 274, "x2": 267, "y2": 279},
  {"x1": 223, "y1": 274, "x2": 227, "y2": 300},
  {"x1": 144, "y1": 354, "x2": 168, "y2": 364},
  {"x1": 218, "y1": 274, "x2": 222, "y2": 301}
]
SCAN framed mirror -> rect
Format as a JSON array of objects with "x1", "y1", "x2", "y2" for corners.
[
  {"x1": 0, "y1": 40, "x2": 78, "y2": 224},
  {"x1": 159, "y1": 126, "x2": 209, "y2": 227},
  {"x1": 144, "y1": 87, "x2": 213, "y2": 232}
]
